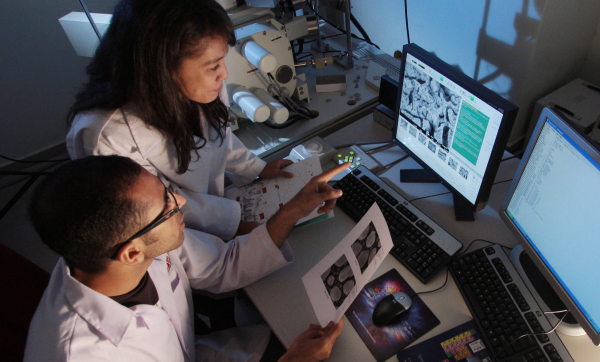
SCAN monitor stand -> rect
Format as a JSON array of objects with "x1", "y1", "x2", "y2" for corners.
[
  {"x1": 400, "y1": 169, "x2": 475, "y2": 222},
  {"x1": 509, "y1": 245, "x2": 585, "y2": 336}
]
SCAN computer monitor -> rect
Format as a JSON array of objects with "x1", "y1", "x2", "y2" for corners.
[
  {"x1": 392, "y1": 43, "x2": 518, "y2": 220},
  {"x1": 500, "y1": 107, "x2": 600, "y2": 346}
]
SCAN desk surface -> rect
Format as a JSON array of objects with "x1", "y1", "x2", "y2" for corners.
[
  {"x1": 233, "y1": 61, "x2": 378, "y2": 159},
  {"x1": 244, "y1": 115, "x2": 599, "y2": 361}
]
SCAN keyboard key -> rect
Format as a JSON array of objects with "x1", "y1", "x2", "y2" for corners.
[
  {"x1": 336, "y1": 199, "x2": 363, "y2": 221},
  {"x1": 450, "y1": 246, "x2": 572, "y2": 362},
  {"x1": 422, "y1": 266, "x2": 434, "y2": 278},
  {"x1": 407, "y1": 258, "x2": 418, "y2": 269},
  {"x1": 334, "y1": 167, "x2": 462, "y2": 284}
]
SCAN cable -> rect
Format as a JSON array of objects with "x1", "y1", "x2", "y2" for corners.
[
  {"x1": 78, "y1": 0, "x2": 102, "y2": 41},
  {"x1": 296, "y1": 54, "x2": 312, "y2": 61},
  {"x1": 455, "y1": 237, "x2": 569, "y2": 346},
  {"x1": 0, "y1": 154, "x2": 69, "y2": 164},
  {"x1": 350, "y1": 13, "x2": 372, "y2": 45},
  {"x1": 333, "y1": 141, "x2": 391, "y2": 149},
  {"x1": 407, "y1": 177, "x2": 514, "y2": 203},
  {"x1": 408, "y1": 190, "x2": 451, "y2": 203},
  {"x1": 301, "y1": 33, "x2": 346, "y2": 45},
  {"x1": 511, "y1": 310, "x2": 569, "y2": 346},
  {"x1": 373, "y1": 155, "x2": 409, "y2": 175},
  {"x1": 296, "y1": 49, "x2": 343, "y2": 61},
  {"x1": 410, "y1": 241, "x2": 514, "y2": 299},
  {"x1": 0, "y1": 169, "x2": 54, "y2": 192},
  {"x1": 266, "y1": 73, "x2": 318, "y2": 120},
  {"x1": 413, "y1": 268, "x2": 449, "y2": 297},
  {"x1": 458, "y1": 239, "x2": 513, "y2": 257},
  {"x1": 364, "y1": 142, "x2": 395, "y2": 155},
  {"x1": 294, "y1": 39, "x2": 304, "y2": 62},
  {"x1": 404, "y1": 0, "x2": 411, "y2": 44},
  {"x1": 305, "y1": 1, "x2": 381, "y2": 50},
  {"x1": 493, "y1": 178, "x2": 513, "y2": 185},
  {"x1": 286, "y1": 0, "x2": 296, "y2": 16}
]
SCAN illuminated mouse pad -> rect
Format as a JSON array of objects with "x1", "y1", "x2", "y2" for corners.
[{"x1": 345, "y1": 269, "x2": 440, "y2": 361}]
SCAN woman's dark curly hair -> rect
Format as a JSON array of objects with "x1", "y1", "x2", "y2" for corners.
[{"x1": 67, "y1": 0, "x2": 236, "y2": 173}]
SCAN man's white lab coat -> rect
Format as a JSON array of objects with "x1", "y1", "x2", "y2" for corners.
[
  {"x1": 66, "y1": 103, "x2": 266, "y2": 240},
  {"x1": 23, "y1": 226, "x2": 292, "y2": 362}
]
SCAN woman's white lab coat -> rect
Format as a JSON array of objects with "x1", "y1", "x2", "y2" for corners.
[{"x1": 66, "y1": 105, "x2": 266, "y2": 240}]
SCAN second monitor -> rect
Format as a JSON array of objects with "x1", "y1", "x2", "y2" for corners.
[{"x1": 392, "y1": 43, "x2": 518, "y2": 220}]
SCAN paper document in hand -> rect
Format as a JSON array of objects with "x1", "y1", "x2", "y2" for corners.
[
  {"x1": 224, "y1": 156, "x2": 324, "y2": 225},
  {"x1": 301, "y1": 203, "x2": 393, "y2": 326}
]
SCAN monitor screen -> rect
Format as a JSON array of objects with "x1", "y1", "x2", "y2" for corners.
[
  {"x1": 500, "y1": 107, "x2": 600, "y2": 345},
  {"x1": 393, "y1": 43, "x2": 518, "y2": 212}
]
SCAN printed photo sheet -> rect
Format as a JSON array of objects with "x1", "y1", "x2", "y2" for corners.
[
  {"x1": 225, "y1": 156, "x2": 323, "y2": 225},
  {"x1": 302, "y1": 203, "x2": 393, "y2": 326}
]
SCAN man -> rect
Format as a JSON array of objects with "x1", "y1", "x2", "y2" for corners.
[{"x1": 24, "y1": 155, "x2": 348, "y2": 361}]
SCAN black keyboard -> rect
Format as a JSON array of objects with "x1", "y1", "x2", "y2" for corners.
[
  {"x1": 450, "y1": 245, "x2": 574, "y2": 362},
  {"x1": 333, "y1": 166, "x2": 463, "y2": 283}
]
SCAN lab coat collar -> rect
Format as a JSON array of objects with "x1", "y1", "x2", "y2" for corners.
[
  {"x1": 147, "y1": 253, "x2": 193, "y2": 362},
  {"x1": 61, "y1": 258, "x2": 134, "y2": 347}
]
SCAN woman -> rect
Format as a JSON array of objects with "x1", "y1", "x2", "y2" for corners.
[{"x1": 66, "y1": 0, "x2": 292, "y2": 240}]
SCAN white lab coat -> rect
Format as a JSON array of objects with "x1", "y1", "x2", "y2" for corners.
[
  {"x1": 24, "y1": 226, "x2": 293, "y2": 362},
  {"x1": 66, "y1": 103, "x2": 266, "y2": 240}
]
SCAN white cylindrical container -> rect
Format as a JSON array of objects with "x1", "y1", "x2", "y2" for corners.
[
  {"x1": 252, "y1": 88, "x2": 289, "y2": 124},
  {"x1": 231, "y1": 86, "x2": 270, "y2": 123},
  {"x1": 242, "y1": 41, "x2": 277, "y2": 73}
]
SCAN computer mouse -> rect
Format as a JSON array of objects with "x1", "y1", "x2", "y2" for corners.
[{"x1": 372, "y1": 292, "x2": 412, "y2": 326}]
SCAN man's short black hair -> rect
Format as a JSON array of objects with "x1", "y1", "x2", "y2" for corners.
[{"x1": 29, "y1": 155, "x2": 145, "y2": 273}]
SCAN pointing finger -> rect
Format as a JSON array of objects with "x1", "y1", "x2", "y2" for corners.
[{"x1": 315, "y1": 162, "x2": 351, "y2": 183}]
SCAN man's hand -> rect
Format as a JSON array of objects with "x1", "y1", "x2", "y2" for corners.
[
  {"x1": 285, "y1": 162, "x2": 351, "y2": 218},
  {"x1": 234, "y1": 220, "x2": 260, "y2": 237},
  {"x1": 259, "y1": 159, "x2": 294, "y2": 179},
  {"x1": 278, "y1": 319, "x2": 344, "y2": 362},
  {"x1": 266, "y1": 162, "x2": 350, "y2": 247}
]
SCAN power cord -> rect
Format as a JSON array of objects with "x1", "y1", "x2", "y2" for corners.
[{"x1": 413, "y1": 268, "x2": 449, "y2": 297}]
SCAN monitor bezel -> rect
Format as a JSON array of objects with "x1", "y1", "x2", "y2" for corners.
[
  {"x1": 392, "y1": 43, "x2": 518, "y2": 212},
  {"x1": 499, "y1": 107, "x2": 600, "y2": 346}
]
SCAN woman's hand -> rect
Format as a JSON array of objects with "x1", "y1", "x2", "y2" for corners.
[{"x1": 259, "y1": 159, "x2": 294, "y2": 179}]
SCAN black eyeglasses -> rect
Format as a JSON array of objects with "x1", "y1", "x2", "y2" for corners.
[{"x1": 109, "y1": 188, "x2": 180, "y2": 260}]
